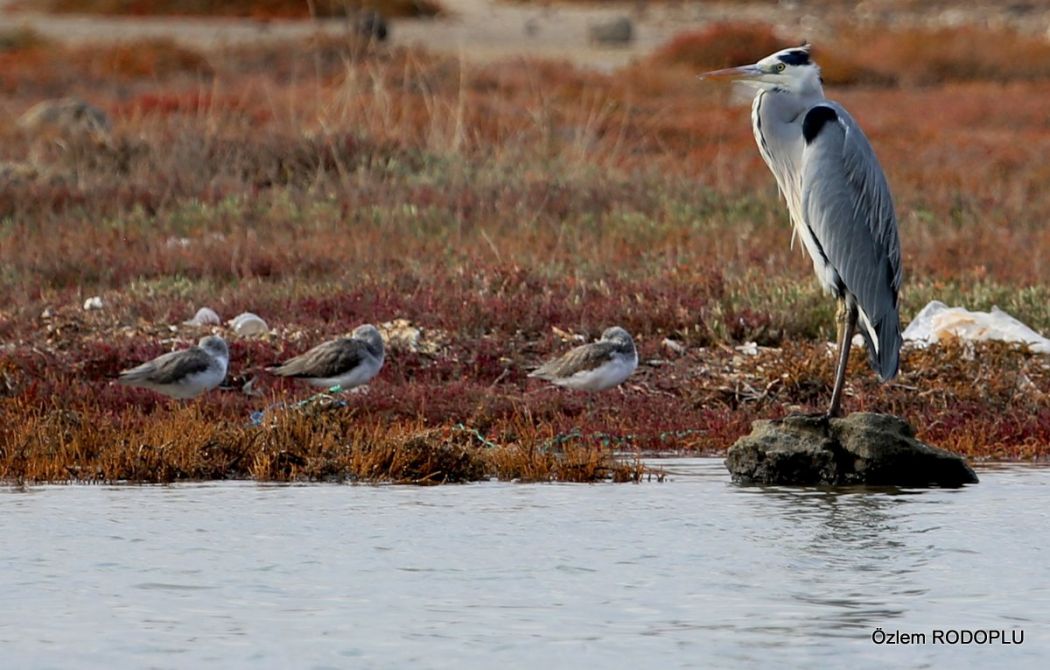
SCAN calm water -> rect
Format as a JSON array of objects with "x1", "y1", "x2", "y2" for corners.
[{"x1": 1, "y1": 460, "x2": 1047, "y2": 669}]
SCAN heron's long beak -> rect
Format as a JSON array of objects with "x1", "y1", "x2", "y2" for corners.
[{"x1": 697, "y1": 64, "x2": 763, "y2": 81}]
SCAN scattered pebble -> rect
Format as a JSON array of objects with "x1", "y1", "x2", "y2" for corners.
[
  {"x1": 735, "y1": 341, "x2": 759, "y2": 356},
  {"x1": 18, "y1": 97, "x2": 111, "y2": 141},
  {"x1": 184, "y1": 307, "x2": 221, "y2": 327},
  {"x1": 588, "y1": 16, "x2": 633, "y2": 46},
  {"x1": 229, "y1": 312, "x2": 269, "y2": 337},
  {"x1": 241, "y1": 376, "x2": 263, "y2": 398},
  {"x1": 551, "y1": 325, "x2": 586, "y2": 343},
  {"x1": 663, "y1": 338, "x2": 686, "y2": 355},
  {"x1": 379, "y1": 318, "x2": 447, "y2": 355},
  {"x1": 83, "y1": 296, "x2": 103, "y2": 311},
  {"x1": 165, "y1": 237, "x2": 193, "y2": 249},
  {"x1": 0, "y1": 161, "x2": 39, "y2": 184}
]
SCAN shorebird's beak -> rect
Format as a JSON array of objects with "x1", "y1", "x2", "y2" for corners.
[{"x1": 697, "y1": 64, "x2": 763, "y2": 81}]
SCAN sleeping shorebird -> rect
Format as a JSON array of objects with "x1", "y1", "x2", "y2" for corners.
[
  {"x1": 118, "y1": 335, "x2": 229, "y2": 399},
  {"x1": 268, "y1": 324, "x2": 385, "y2": 391},
  {"x1": 529, "y1": 326, "x2": 638, "y2": 392}
]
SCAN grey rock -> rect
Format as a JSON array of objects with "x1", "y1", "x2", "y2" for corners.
[
  {"x1": 355, "y1": 10, "x2": 388, "y2": 42},
  {"x1": 18, "y1": 98, "x2": 111, "y2": 141},
  {"x1": 726, "y1": 413, "x2": 978, "y2": 487},
  {"x1": 0, "y1": 161, "x2": 39, "y2": 183},
  {"x1": 588, "y1": 16, "x2": 633, "y2": 46}
]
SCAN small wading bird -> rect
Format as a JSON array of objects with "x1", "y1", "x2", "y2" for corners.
[
  {"x1": 529, "y1": 326, "x2": 638, "y2": 392},
  {"x1": 701, "y1": 45, "x2": 902, "y2": 417},
  {"x1": 118, "y1": 335, "x2": 229, "y2": 399},
  {"x1": 269, "y1": 324, "x2": 385, "y2": 392}
]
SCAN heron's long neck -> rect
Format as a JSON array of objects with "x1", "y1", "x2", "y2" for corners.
[{"x1": 751, "y1": 89, "x2": 821, "y2": 211}]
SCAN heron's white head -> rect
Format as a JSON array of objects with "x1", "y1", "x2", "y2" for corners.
[{"x1": 699, "y1": 44, "x2": 823, "y2": 96}]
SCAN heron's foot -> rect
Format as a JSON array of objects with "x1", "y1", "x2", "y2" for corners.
[{"x1": 826, "y1": 400, "x2": 848, "y2": 420}]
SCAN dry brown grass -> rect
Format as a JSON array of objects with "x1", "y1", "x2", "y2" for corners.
[{"x1": 0, "y1": 399, "x2": 646, "y2": 484}]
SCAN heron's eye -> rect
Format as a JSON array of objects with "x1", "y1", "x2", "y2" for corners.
[{"x1": 775, "y1": 63, "x2": 787, "y2": 73}]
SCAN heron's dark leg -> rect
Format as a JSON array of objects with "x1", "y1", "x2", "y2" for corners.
[{"x1": 828, "y1": 300, "x2": 858, "y2": 418}]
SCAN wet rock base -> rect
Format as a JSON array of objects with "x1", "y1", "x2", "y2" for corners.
[{"x1": 726, "y1": 413, "x2": 979, "y2": 487}]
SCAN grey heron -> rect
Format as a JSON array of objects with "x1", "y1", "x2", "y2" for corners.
[{"x1": 701, "y1": 44, "x2": 902, "y2": 417}]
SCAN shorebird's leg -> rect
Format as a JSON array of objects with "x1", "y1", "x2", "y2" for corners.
[{"x1": 828, "y1": 300, "x2": 858, "y2": 419}]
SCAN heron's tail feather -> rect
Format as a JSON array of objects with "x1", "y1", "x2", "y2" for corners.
[{"x1": 858, "y1": 311, "x2": 901, "y2": 381}]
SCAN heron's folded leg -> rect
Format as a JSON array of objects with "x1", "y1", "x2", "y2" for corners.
[{"x1": 828, "y1": 300, "x2": 858, "y2": 418}]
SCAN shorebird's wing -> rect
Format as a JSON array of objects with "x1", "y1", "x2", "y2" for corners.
[
  {"x1": 270, "y1": 338, "x2": 368, "y2": 379},
  {"x1": 529, "y1": 341, "x2": 617, "y2": 381},
  {"x1": 119, "y1": 346, "x2": 213, "y2": 385}
]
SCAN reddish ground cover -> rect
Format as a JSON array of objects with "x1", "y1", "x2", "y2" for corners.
[{"x1": 1, "y1": 22, "x2": 1048, "y2": 482}]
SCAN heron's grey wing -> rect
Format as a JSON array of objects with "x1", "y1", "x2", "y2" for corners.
[
  {"x1": 529, "y1": 341, "x2": 617, "y2": 380},
  {"x1": 800, "y1": 103, "x2": 902, "y2": 379},
  {"x1": 119, "y1": 347, "x2": 213, "y2": 385},
  {"x1": 271, "y1": 338, "x2": 367, "y2": 379}
]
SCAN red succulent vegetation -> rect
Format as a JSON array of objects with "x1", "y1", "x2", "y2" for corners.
[{"x1": 1, "y1": 18, "x2": 1049, "y2": 483}]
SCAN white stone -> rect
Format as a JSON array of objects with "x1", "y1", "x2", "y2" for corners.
[
  {"x1": 229, "y1": 312, "x2": 269, "y2": 337},
  {"x1": 184, "y1": 307, "x2": 221, "y2": 327}
]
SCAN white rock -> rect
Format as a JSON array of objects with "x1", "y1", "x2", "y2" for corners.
[
  {"x1": 184, "y1": 307, "x2": 221, "y2": 327},
  {"x1": 735, "y1": 341, "x2": 759, "y2": 356},
  {"x1": 83, "y1": 296, "x2": 103, "y2": 311},
  {"x1": 663, "y1": 337, "x2": 686, "y2": 355},
  {"x1": 229, "y1": 312, "x2": 269, "y2": 337}
]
